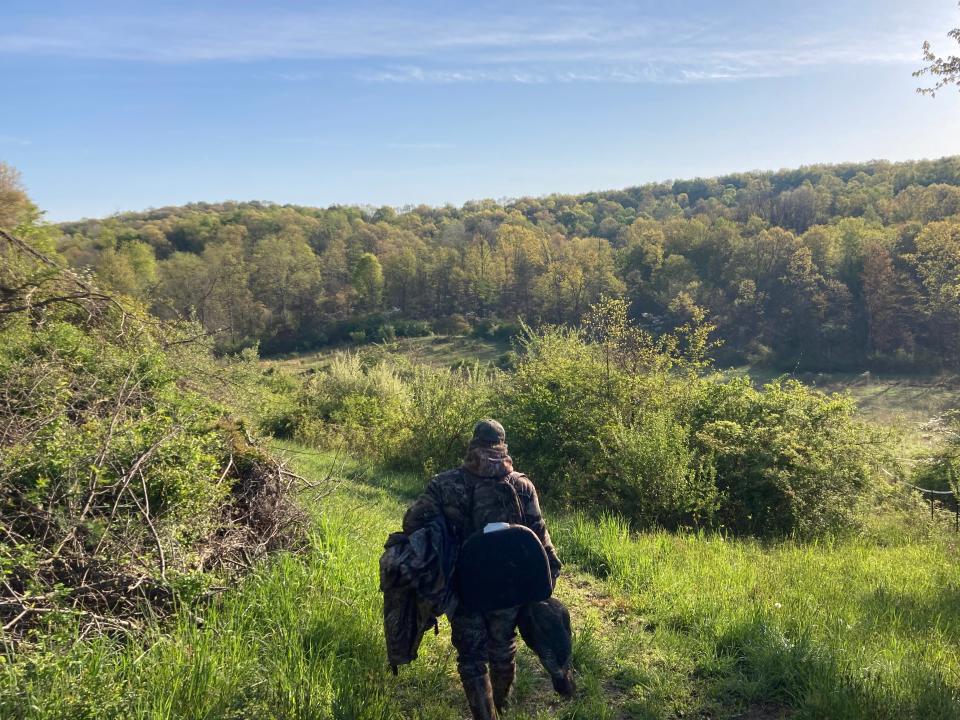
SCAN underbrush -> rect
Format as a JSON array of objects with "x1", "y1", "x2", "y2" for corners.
[
  {"x1": 277, "y1": 299, "x2": 892, "y2": 539},
  {"x1": 1, "y1": 229, "x2": 304, "y2": 639},
  {"x1": 0, "y1": 452, "x2": 465, "y2": 720}
]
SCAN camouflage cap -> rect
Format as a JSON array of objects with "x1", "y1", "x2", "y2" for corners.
[{"x1": 471, "y1": 418, "x2": 506, "y2": 446}]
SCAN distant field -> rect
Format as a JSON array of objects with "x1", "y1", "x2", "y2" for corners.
[
  {"x1": 726, "y1": 367, "x2": 960, "y2": 454},
  {"x1": 265, "y1": 334, "x2": 512, "y2": 373}
]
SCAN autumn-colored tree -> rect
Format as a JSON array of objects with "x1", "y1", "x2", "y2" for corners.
[
  {"x1": 861, "y1": 243, "x2": 913, "y2": 356},
  {"x1": 913, "y1": 221, "x2": 960, "y2": 360},
  {"x1": 0, "y1": 163, "x2": 30, "y2": 229}
]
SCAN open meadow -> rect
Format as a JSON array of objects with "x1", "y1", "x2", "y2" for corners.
[{"x1": 4, "y1": 45, "x2": 960, "y2": 717}]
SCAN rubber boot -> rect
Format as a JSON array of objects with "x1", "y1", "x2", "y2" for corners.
[
  {"x1": 462, "y1": 674, "x2": 498, "y2": 720},
  {"x1": 490, "y1": 664, "x2": 515, "y2": 714}
]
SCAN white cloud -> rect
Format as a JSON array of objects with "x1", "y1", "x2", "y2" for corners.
[{"x1": 0, "y1": 2, "x2": 951, "y2": 84}]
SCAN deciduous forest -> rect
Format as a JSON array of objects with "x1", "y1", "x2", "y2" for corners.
[{"x1": 55, "y1": 156, "x2": 960, "y2": 369}]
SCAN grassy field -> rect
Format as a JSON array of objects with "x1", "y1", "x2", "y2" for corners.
[
  {"x1": 265, "y1": 335, "x2": 512, "y2": 375},
  {"x1": 4, "y1": 444, "x2": 959, "y2": 719},
  {"x1": 730, "y1": 367, "x2": 959, "y2": 430}
]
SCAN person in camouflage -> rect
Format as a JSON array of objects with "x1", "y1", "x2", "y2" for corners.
[{"x1": 402, "y1": 419, "x2": 569, "y2": 720}]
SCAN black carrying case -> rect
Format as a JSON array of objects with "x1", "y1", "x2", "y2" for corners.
[{"x1": 456, "y1": 524, "x2": 553, "y2": 613}]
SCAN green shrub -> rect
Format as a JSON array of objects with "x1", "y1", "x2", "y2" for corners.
[
  {"x1": 472, "y1": 317, "x2": 522, "y2": 341},
  {"x1": 492, "y1": 320, "x2": 883, "y2": 538},
  {"x1": 380, "y1": 363, "x2": 495, "y2": 476},
  {"x1": 598, "y1": 416, "x2": 720, "y2": 530},
  {"x1": 432, "y1": 314, "x2": 471, "y2": 335},
  {"x1": 392, "y1": 319, "x2": 432, "y2": 338},
  {"x1": 0, "y1": 229, "x2": 303, "y2": 636},
  {"x1": 286, "y1": 301, "x2": 886, "y2": 539},
  {"x1": 494, "y1": 327, "x2": 616, "y2": 502},
  {"x1": 689, "y1": 377, "x2": 887, "y2": 538},
  {"x1": 291, "y1": 354, "x2": 409, "y2": 450},
  {"x1": 288, "y1": 352, "x2": 494, "y2": 476},
  {"x1": 372, "y1": 323, "x2": 396, "y2": 342}
]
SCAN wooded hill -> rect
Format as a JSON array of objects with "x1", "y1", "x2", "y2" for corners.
[{"x1": 58, "y1": 156, "x2": 960, "y2": 369}]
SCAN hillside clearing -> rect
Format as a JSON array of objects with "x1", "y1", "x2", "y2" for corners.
[{"x1": 265, "y1": 336, "x2": 512, "y2": 374}]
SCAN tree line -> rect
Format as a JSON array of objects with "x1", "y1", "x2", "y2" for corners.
[{"x1": 48, "y1": 155, "x2": 960, "y2": 369}]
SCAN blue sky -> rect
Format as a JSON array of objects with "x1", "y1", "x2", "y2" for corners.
[{"x1": 2, "y1": 0, "x2": 960, "y2": 221}]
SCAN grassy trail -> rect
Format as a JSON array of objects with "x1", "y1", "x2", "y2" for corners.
[{"x1": 4, "y1": 444, "x2": 960, "y2": 719}]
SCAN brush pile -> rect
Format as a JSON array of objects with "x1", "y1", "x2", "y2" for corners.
[{"x1": 0, "y1": 229, "x2": 305, "y2": 639}]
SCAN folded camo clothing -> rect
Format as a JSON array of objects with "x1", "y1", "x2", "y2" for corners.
[{"x1": 517, "y1": 597, "x2": 573, "y2": 680}]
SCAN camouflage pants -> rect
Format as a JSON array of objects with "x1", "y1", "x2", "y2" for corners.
[{"x1": 449, "y1": 605, "x2": 520, "y2": 682}]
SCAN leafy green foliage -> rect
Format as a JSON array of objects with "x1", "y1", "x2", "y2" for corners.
[
  {"x1": 54, "y1": 156, "x2": 960, "y2": 369},
  {"x1": 287, "y1": 299, "x2": 883, "y2": 538},
  {"x1": 689, "y1": 378, "x2": 888, "y2": 537},
  {"x1": 283, "y1": 352, "x2": 494, "y2": 477}
]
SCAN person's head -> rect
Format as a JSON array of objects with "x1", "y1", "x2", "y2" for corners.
[
  {"x1": 463, "y1": 419, "x2": 512, "y2": 477},
  {"x1": 470, "y1": 418, "x2": 506, "y2": 447}
]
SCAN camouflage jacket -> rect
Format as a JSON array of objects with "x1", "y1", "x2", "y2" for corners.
[
  {"x1": 402, "y1": 453, "x2": 561, "y2": 580},
  {"x1": 380, "y1": 513, "x2": 458, "y2": 671}
]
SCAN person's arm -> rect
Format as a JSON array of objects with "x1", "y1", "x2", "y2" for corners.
[
  {"x1": 515, "y1": 477, "x2": 562, "y2": 581},
  {"x1": 402, "y1": 477, "x2": 444, "y2": 535}
]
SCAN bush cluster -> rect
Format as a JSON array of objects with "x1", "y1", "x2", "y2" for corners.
[
  {"x1": 286, "y1": 353, "x2": 495, "y2": 478},
  {"x1": 284, "y1": 300, "x2": 886, "y2": 538}
]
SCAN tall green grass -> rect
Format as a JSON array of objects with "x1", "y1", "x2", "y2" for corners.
[
  {"x1": 1, "y1": 452, "x2": 461, "y2": 720},
  {"x1": 556, "y1": 513, "x2": 960, "y2": 719},
  {"x1": 3, "y1": 448, "x2": 958, "y2": 719}
]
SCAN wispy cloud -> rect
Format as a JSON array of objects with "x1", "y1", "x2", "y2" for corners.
[
  {"x1": 0, "y1": 135, "x2": 32, "y2": 146},
  {"x1": 361, "y1": 66, "x2": 550, "y2": 84},
  {"x1": 386, "y1": 142, "x2": 456, "y2": 150},
  {"x1": 358, "y1": 62, "x2": 794, "y2": 85},
  {"x1": 0, "y1": 2, "x2": 951, "y2": 84}
]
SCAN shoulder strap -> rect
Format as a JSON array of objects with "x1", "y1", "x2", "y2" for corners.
[{"x1": 505, "y1": 471, "x2": 525, "y2": 524}]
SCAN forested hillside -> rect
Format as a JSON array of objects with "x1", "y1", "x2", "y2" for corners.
[{"x1": 59, "y1": 156, "x2": 960, "y2": 369}]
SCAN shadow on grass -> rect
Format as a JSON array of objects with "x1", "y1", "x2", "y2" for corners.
[
  {"x1": 860, "y1": 582, "x2": 960, "y2": 640},
  {"x1": 711, "y1": 614, "x2": 960, "y2": 720}
]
